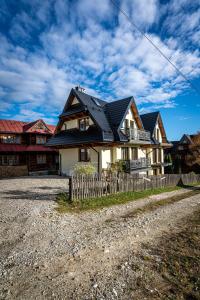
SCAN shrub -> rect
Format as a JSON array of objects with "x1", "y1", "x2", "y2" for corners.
[
  {"x1": 107, "y1": 160, "x2": 126, "y2": 174},
  {"x1": 74, "y1": 163, "x2": 96, "y2": 175}
]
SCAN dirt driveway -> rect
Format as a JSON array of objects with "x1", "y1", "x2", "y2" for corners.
[{"x1": 0, "y1": 177, "x2": 199, "y2": 299}]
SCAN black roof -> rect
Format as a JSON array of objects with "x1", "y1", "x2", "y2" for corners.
[
  {"x1": 140, "y1": 111, "x2": 159, "y2": 135},
  {"x1": 47, "y1": 89, "x2": 167, "y2": 147},
  {"x1": 72, "y1": 89, "x2": 114, "y2": 140},
  {"x1": 105, "y1": 97, "x2": 132, "y2": 128},
  {"x1": 47, "y1": 126, "x2": 104, "y2": 146}
]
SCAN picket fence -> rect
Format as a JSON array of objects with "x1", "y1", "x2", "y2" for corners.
[{"x1": 69, "y1": 173, "x2": 200, "y2": 201}]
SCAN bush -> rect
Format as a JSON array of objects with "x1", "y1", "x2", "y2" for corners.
[
  {"x1": 73, "y1": 163, "x2": 96, "y2": 175},
  {"x1": 107, "y1": 160, "x2": 126, "y2": 174}
]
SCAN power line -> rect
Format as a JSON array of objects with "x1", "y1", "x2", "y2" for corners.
[{"x1": 110, "y1": 0, "x2": 200, "y2": 96}]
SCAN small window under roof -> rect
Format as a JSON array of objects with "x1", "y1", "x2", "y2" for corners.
[{"x1": 91, "y1": 97, "x2": 101, "y2": 107}]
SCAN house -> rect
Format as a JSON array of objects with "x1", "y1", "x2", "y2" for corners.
[
  {"x1": 166, "y1": 133, "x2": 200, "y2": 174},
  {"x1": 47, "y1": 87, "x2": 171, "y2": 176},
  {"x1": 0, "y1": 119, "x2": 59, "y2": 177}
]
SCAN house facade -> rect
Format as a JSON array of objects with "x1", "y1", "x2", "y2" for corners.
[
  {"x1": 47, "y1": 87, "x2": 171, "y2": 176},
  {"x1": 0, "y1": 119, "x2": 59, "y2": 177},
  {"x1": 166, "y1": 133, "x2": 200, "y2": 174}
]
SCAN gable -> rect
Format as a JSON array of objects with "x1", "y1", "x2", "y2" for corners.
[
  {"x1": 71, "y1": 97, "x2": 79, "y2": 105},
  {"x1": 180, "y1": 134, "x2": 193, "y2": 144},
  {"x1": 123, "y1": 107, "x2": 138, "y2": 129},
  {"x1": 55, "y1": 88, "x2": 114, "y2": 141},
  {"x1": 24, "y1": 120, "x2": 51, "y2": 134},
  {"x1": 155, "y1": 114, "x2": 167, "y2": 143}
]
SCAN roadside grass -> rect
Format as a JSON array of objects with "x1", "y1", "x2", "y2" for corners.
[
  {"x1": 55, "y1": 183, "x2": 199, "y2": 213},
  {"x1": 121, "y1": 188, "x2": 200, "y2": 219},
  {"x1": 125, "y1": 208, "x2": 200, "y2": 300}
]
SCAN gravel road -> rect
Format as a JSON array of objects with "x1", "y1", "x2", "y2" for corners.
[{"x1": 0, "y1": 177, "x2": 199, "y2": 299}]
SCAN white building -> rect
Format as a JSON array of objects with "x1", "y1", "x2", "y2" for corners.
[{"x1": 47, "y1": 87, "x2": 171, "y2": 176}]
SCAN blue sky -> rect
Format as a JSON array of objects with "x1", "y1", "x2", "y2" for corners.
[{"x1": 0, "y1": 0, "x2": 199, "y2": 140}]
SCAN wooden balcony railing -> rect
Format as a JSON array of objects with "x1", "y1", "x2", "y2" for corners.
[{"x1": 122, "y1": 128, "x2": 151, "y2": 141}]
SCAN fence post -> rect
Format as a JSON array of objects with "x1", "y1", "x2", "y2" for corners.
[{"x1": 69, "y1": 176, "x2": 73, "y2": 202}]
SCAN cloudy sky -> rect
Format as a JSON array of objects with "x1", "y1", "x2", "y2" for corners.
[{"x1": 0, "y1": 0, "x2": 199, "y2": 140}]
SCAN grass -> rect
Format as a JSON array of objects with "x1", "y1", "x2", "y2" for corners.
[
  {"x1": 125, "y1": 208, "x2": 200, "y2": 299},
  {"x1": 54, "y1": 184, "x2": 199, "y2": 213},
  {"x1": 55, "y1": 186, "x2": 180, "y2": 213},
  {"x1": 121, "y1": 188, "x2": 200, "y2": 219}
]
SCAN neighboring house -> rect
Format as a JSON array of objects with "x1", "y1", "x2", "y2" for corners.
[
  {"x1": 166, "y1": 133, "x2": 200, "y2": 174},
  {"x1": 0, "y1": 119, "x2": 59, "y2": 177},
  {"x1": 47, "y1": 87, "x2": 171, "y2": 176}
]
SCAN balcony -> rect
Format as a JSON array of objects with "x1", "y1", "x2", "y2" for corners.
[
  {"x1": 124, "y1": 157, "x2": 151, "y2": 172},
  {"x1": 122, "y1": 128, "x2": 151, "y2": 141}
]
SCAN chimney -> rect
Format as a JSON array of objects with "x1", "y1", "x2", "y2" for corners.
[{"x1": 75, "y1": 85, "x2": 85, "y2": 93}]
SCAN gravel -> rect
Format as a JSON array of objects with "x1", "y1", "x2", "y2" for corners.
[{"x1": 0, "y1": 177, "x2": 199, "y2": 299}]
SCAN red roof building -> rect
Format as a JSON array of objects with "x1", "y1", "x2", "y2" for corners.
[{"x1": 0, "y1": 119, "x2": 58, "y2": 177}]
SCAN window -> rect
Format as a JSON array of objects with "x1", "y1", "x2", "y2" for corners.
[
  {"x1": 121, "y1": 147, "x2": 129, "y2": 160},
  {"x1": 1, "y1": 135, "x2": 20, "y2": 144},
  {"x1": 91, "y1": 97, "x2": 101, "y2": 107},
  {"x1": 153, "y1": 149, "x2": 157, "y2": 163},
  {"x1": 0, "y1": 155, "x2": 19, "y2": 165},
  {"x1": 158, "y1": 149, "x2": 162, "y2": 162},
  {"x1": 131, "y1": 148, "x2": 138, "y2": 160},
  {"x1": 156, "y1": 128, "x2": 160, "y2": 141},
  {"x1": 130, "y1": 120, "x2": 134, "y2": 129},
  {"x1": 36, "y1": 135, "x2": 46, "y2": 144},
  {"x1": 78, "y1": 118, "x2": 89, "y2": 131},
  {"x1": 79, "y1": 148, "x2": 90, "y2": 162},
  {"x1": 37, "y1": 154, "x2": 46, "y2": 164}
]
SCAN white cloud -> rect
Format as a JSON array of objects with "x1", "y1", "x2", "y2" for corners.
[{"x1": 0, "y1": 0, "x2": 200, "y2": 123}]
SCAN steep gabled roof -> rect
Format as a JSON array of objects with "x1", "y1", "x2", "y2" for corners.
[
  {"x1": 140, "y1": 112, "x2": 160, "y2": 136},
  {"x1": 105, "y1": 97, "x2": 132, "y2": 128},
  {"x1": 58, "y1": 88, "x2": 114, "y2": 141},
  {"x1": 180, "y1": 134, "x2": 194, "y2": 144},
  {"x1": 140, "y1": 111, "x2": 168, "y2": 143},
  {"x1": 0, "y1": 119, "x2": 55, "y2": 134},
  {"x1": 50, "y1": 88, "x2": 169, "y2": 147}
]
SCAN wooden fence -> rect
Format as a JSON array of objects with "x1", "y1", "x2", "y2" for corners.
[{"x1": 69, "y1": 173, "x2": 200, "y2": 201}]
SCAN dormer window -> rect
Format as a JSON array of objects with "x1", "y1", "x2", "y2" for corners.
[
  {"x1": 36, "y1": 135, "x2": 46, "y2": 144},
  {"x1": 79, "y1": 117, "x2": 89, "y2": 131}
]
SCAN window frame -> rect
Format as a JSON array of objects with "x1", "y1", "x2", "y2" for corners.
[
  {"x1": 78, "y1": 117, "x2": 89, "y2": 131},
  {"x1": 121, "y1": 147, "x2": 129, "y2": 160},
  {"x1": 0, "y1": 155, "x2": 19, "y2": 166},
  {"x1": 78, "y1": 148, "x2": 90, "y2": 162},
  {"x1": 131, "y1": 147, "x2": 138, "y2": 160},
  {"x1": 1, "y1": 135, "x2": 21, "y2": 144},
  {"x1": 36, "y1": 154, "x2": 46, "y2": 164},
  {"x1": 36, "y1": 135, "x2": 47, "y2": 145}
]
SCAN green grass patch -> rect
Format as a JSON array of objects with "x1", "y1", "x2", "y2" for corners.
[{"x1": 55, "y1": 185, "x2": 189, "y2": 213}]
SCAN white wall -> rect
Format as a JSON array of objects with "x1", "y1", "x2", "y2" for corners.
[
  {"x1": 138, "y1": 148, "x2": 146, "y2": 159},
  {"x1": 121, "y1": 108, "x2": 138, "y2": 129},
  {"x1": 101, "y1": 149, "x2": 111, "y2": 169},
  {"x1": 59, "y1": 147, "x2": 99, "y2": 176},
  {"x1": 61, "y1": 117, "x2": 94, "y2": 131},
  {"x1": 154, "y1": 123, "x2": 162, "y2": 143}
]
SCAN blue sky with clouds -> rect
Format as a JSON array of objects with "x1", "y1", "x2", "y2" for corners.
[{"x1": 0, "y1": 0, "x2": 199, "y2": 140}]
